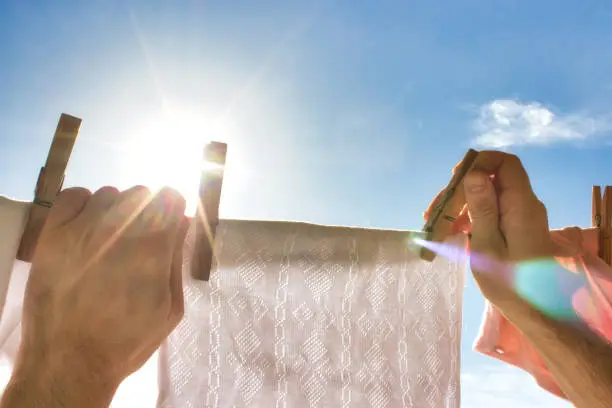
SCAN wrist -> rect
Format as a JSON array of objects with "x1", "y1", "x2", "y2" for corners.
[{"x1": 2, "y1": 348, "x2": 120, "y2": 408}]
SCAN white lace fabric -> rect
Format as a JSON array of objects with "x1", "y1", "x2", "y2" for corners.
[{"x1": 158, "y1": 220, "x2": 466, "y2": 408}]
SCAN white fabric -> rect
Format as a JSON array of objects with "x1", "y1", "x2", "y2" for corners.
[
  {"x1": 159, "y1": 220, "x2": 466, "y2": 408},
  {"x1": 0, "y1": 197, "x2": 467, "y2": 408},
  {"x1": 0, "y1": 198, "x2": 30, "y2": 392},
  {"x1": 0, "y1": 197, "x2": 29, "y2": 320}
]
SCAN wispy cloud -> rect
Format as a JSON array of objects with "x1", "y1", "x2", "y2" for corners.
[
  {"x1": 461, "y1": 364, "x2": 573, "y2": 408},
  {"x1": 472, "y1": 99, "x2": 611, "y2": 148}
]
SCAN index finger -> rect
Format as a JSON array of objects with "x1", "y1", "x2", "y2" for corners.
[
  {"x1": 468, "y1": 151, "x2": 553, "y2": 261},
  {"x1": 133, "y1": 187, "x2": 187, "y2": 240},
  {"x1": 469, "y1": 151, "x2": 536, "y2": 197}
]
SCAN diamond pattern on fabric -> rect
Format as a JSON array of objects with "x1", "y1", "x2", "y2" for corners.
[{"x1": 158, "y1": 220, "x2": 465, "y2": 408}]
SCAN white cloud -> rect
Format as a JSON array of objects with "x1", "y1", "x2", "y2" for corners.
[
  {"x1": 472, "y1": 99, "x2": 611, "y2": 148},
  {"x1": 461, "y1": 364, "x2": 573, "y2": 408}
]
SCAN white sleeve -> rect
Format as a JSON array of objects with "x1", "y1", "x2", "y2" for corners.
[
  {"x1": 0, "y1": 197, "x2": 30, "y2": 319},
  {"x1": 0, "y1": 197, "x2": 31, "y2": 393}
]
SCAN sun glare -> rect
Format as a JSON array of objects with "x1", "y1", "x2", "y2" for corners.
[{"x1": 119, "y1": 109, "x2": 234, "y2": 215}]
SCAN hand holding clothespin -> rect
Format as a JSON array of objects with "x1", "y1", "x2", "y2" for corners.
[
  {"x1": 592, "y1": 185, "x2": 612, "y2": 266},
  {"x1": 15, "y1": 112, "x2": 228, "y2": 281},
  {"x1": 420, "y1": 149, "x2": 479, "y2": 261},
  {"x1": 17, "y1": 114, "x2": 81, "y2": 262}
]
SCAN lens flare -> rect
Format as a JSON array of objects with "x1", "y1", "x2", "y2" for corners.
[
  {"x1": 515, "y1": 258, "x2": 586, "y2": 320},
  {"x1": 410, "y1": 236, "x2": 589, "y2": 323},
  {"x1": 411, "y1": 236, "x2": 469, "y2": 264}
]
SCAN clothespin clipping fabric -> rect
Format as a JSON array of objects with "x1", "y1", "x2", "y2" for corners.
[
  {"x1": 420, "y1": 149, "x2": 479, "y2": 262},
  {"x1": 592, "y1": 185, "x2": 612, "y2": 266},
  {"x1": 191, "y1": 141, "x2": 227, "y2": 281},
  {"x1": 17, "y1": 114, "x2": 81, "y2": 262}
]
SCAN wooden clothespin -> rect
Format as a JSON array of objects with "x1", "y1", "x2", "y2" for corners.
[
  {"x1": 420, "y1": 149, "x2": 479, "y2": 262},
  {"x1": 605, "y1": 186, "x2": 612, "y2": 266},
  {"x1": 191, "y1": 141, "x2": 227, "y2": 281},
  {"x1": 17, "y1": 113, "x2": 82, "y2": 262},
  {"x1": 593, "y1": 185, "x2": 612, "y2": 265}
]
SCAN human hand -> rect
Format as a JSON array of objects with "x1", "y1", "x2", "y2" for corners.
[
  {"x1": 424, "y1": 153, "x2": 612, "y2": 408},
  {"x1": 13, "y1": 186, "x2": 188, "y2": 398},
  {"x1": 425, "y1": 151, "x2": 555, "y2": 312}
]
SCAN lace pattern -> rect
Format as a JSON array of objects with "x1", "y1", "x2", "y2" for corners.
[{"x1": 158, "y1": 220, "x2": 466, "y2": 408}]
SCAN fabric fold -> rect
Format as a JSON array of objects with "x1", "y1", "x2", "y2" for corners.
[
  {"x1": 0, "y1": 197, "x2": 31, "y2": 395},
  {"x1": 474, "y1": 227, "x2": 612, "y2": 400},
  {"x1": 0, "y1": 197, "x2": 29, "y2": 321}
]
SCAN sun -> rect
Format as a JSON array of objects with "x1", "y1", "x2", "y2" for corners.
[{"x1": 118, "y1": 108, "x2": 233, "y2": 215}]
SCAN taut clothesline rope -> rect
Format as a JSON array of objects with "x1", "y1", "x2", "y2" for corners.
[{"x1": 15, "y1": 113, "x2": 612, "y2": 271}]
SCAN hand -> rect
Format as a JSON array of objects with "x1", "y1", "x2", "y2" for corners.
[
  {"x1": 13, "y1": 186, "x2": 188, "y2": 397},
  {"x1": 424, "y1": 152, "x2": 612, "y2": 408},
  {"x1": 425, "y1": 151, "x2": 555, "y2": 312}
]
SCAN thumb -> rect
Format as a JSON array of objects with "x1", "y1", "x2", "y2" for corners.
[
  {"x1": 463, "y1": 171, "x2": 507, "y2": 265},
  {"x1": 464, "y1": 171, "x2": 518, "y2": 308}
]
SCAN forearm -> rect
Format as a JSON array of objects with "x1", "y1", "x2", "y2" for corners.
[
  {"x1": 504, "y1": 302, "x2": 612, "y2": 408},
  {"x1": 0, "y1": 355, "x2": 119, "y2": 408}
]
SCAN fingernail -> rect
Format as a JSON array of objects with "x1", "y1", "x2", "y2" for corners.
[{"x1": 464, "y1": 172, "x2": 487, "y2": 194}]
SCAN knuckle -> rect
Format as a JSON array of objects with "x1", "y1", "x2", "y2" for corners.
[
  {"x1": 60, "y1": 187, "x2": 91, "y2": 199},
  {"x1": 505, "y1": 153, "x2": 523, "y2": 167},
  {"x1": 470, "y1": 232, "x2": 506, "y2": 258},
  {"x1": 95, "y1": 186, "x2": 120, "y2": 195},
  {"x1": 158, "y1": 186, "x2": 182, "y2": 200},
  {"x1": 532, "y1": 199, "x2": 548, "y2": 219},
  {"x1": 119, "y1": 186, "x2": 151, "y2": 207},
  {"x1": 126, "y1": 185, "x2": 151, "y2": 195},
  {"x1": 470, "y1": 197, "x2": 497, "y2": 219},
  {"x1": 505, "y1": 153, "x2": 531, "y2": 179},
  {"x1": 501, "y1": 197, "x2": 549, "y2": 232}
]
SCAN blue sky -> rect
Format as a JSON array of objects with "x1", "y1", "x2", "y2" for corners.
[{"x1": 3, "y1": 0, "x2": 612, "y2": 406}]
